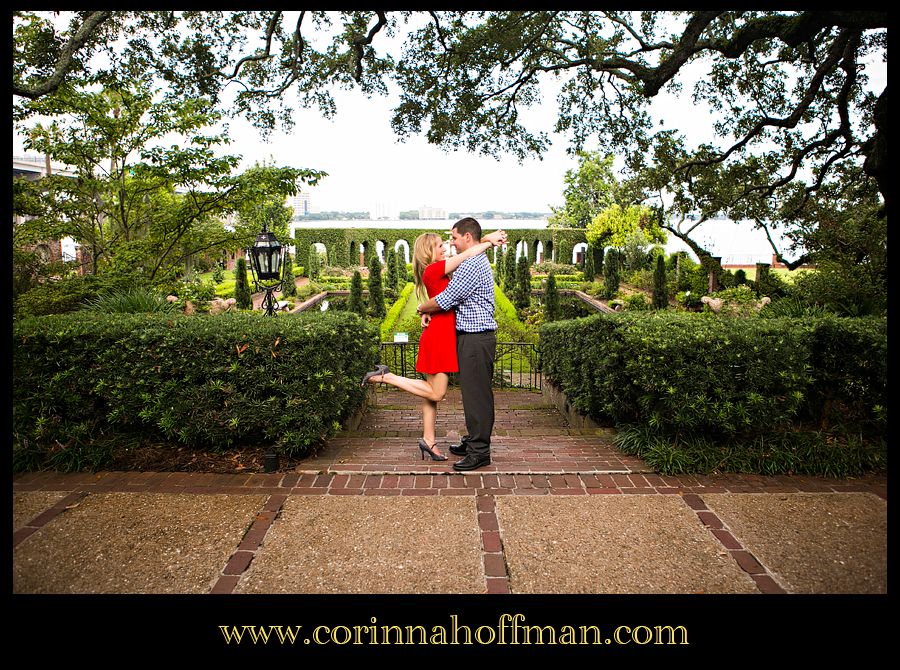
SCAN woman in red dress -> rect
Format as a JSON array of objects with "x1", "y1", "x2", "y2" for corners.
[{"x1": 361, "y1": 229, "x2": 506, "y2": 460}]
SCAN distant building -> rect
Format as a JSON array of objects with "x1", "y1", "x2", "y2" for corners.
[
  {"x1": 371, "y1": 201, "x2": 398, "y2": 220},
  {"x1": 13, "y1": 154, "x2": 87, "y2": 271},
  {"x1": 287, "y1": 192, "x2": 311, "y2": 217},
  {"x1": 418, "y1": 205, "x2": 447, "y2": 220}
]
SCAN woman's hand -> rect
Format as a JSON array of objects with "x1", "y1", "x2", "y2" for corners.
[{"x1": 484, "y1": 229, "x2": 507, "y2": 247}]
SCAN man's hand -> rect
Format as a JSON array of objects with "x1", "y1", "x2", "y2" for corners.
[
  {"x1": 421, "y1": 314, "x2": 431, "y2": 328},
  {"x1": 417, "y1": 298, "x2": 441, "y2": 315}
]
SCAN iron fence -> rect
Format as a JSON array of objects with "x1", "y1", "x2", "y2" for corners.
[{"x1": 379, "y1": 341, "x2": 541, "y2": 391}]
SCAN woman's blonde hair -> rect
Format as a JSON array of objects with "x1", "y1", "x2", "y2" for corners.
[{"x1": 412, "y1": 232, "x2": 444, "y2": 303}]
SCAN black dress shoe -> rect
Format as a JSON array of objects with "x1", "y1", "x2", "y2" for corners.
[
  {"x1": 448, "y1": 443, "x2": 468, "y2": 457},
  {"x1": 452, "y1": 455, "x2": 491, "y2": 471}
]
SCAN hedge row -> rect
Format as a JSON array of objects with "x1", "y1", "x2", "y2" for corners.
[
  {"x1": 13, "y1": 311, "x2": 379, "y2": 470},
  {"x1": 380, "y1": 282, "x2": 415, "y2": 340},
  {"x1": 294, "y1": 228, "x2": 588, "y2": 268},
  {"x1": 539, "y1": 312, "x2": 887, "y2": 438}
]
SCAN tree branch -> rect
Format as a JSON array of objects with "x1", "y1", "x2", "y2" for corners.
[
  {"x1": 352, "y1": 11, "x2": 388, "y2": 82},
  {"x1": 13, "y1": 11, "x2": 114, "y2": 99},
  {"x1": 226, "y1": 11, "x2": 283, "y2": 79}
]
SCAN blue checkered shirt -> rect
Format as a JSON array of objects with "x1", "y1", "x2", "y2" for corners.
[{"x1": 434, "y1": 253, "x2": 497, "y2": 332}]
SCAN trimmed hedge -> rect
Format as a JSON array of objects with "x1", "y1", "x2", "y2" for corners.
[
  {"x1": 13, "y1": 311, "x2": 379, "y2": 470},
  {"x1": 380, "y1": 282, "x2": 415, "y2": 340},
  {"x1": 294, "y1": 228, "x2": 588, "y2": 268},
  {"x1": 540, "y1": 312, "x2": 887, "y2": 438}
]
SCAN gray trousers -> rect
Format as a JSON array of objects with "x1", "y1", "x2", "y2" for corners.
[{"x1": 456, "y1": 331, "x2": 496, "y2": 459}]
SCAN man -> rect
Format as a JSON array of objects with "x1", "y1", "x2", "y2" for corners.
[{"x1": 417, "y1": 217, "x2": 503, "y2": 471}]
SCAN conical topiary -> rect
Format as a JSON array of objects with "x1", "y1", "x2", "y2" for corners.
[{"x1": 234, "y1": 257, "x2": 252, "y2": 309}]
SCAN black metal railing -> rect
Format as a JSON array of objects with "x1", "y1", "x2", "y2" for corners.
[{"x1": 379, "y1": 341, "x2": 541, "y2": 391}]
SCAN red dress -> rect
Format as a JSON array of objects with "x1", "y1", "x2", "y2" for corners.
[{"x1": 415, "y1": 260, "x2": 459, "y2": 374}]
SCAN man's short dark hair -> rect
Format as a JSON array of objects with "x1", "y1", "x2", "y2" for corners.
[{"x1": 452, "y1": 217, "x2": 482, "y2": 241}]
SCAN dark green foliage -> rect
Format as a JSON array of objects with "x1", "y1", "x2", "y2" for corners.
[
  {"x1": 503, "y1": 247, "x2": 517, "y2": 291},
  {"x1": 495, "y1": 247, "x2": 505, "y2": 285},
  {"x1": 614, "y1": 423, "x2": 885, "y2": 477},
  {"x1": 733, "y1": 269, "x2": 747, "y2": 285},
  {"x1": 539, "y1": 312, "x2": 886, "y2": 444},
  {"x1": 367, "y1": 255, "x2": 386, "y2": 318},
  {"x1": 281, "y1": 250, "x2": 297, "y2": 297},
  {"x1": 82, "y1": 287, "x2": 180, "y2": 314},
  {"x1": 543, "y1": 271, "x2": 560, "y2": 323},
  {"x1": 234, "y1": 258, "x2": 252, "y2": 309},
  {"x1": 306, "y1": 244, "x2": 321, "y2": 281},
  {"x1": 652, "y1": 254, "x2": 668, "y2": 309},
  {"x1": 602, "y1": 248, "x2": 620, "y2": 298},
  {"x1": 802, "y1": 315, "x2": 887, "y2": 434},
  {"x1": 593, "y1": 245, "x2": 604, "y2": 276},
  {"x1": 583, "y1": 246, "x2": 595, "y2": 282},
  {"x1": 385, "y1": 248, "x2": 398, "y2": 300},
  {"x1": 12, "y1": 311, "x2": 379, "y2": 470},
  {"x1": 751, "y1": 263, "x2": 789, "y2": 300},
  {"x1": 348, "y1": 270, "x2": 365, "y2": 316},
  {"x1": 514, "y1": 254, "x2": 531, "y2": 310},
  {"x1": 14, "y1": 273, "x2": 106, "y2": 318}
]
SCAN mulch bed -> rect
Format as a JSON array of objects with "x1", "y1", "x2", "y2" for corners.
[{"x1": 106, "y1": 443, "x2": 307, "y2": 474}]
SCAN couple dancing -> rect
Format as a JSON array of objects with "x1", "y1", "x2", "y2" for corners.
[{"x1": 361, "y1": 218, "x2": 506, "y2": 472}]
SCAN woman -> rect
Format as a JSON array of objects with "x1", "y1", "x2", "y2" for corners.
[{"x1": 361, "y1": 229, "x2": 506, "y2": 460}]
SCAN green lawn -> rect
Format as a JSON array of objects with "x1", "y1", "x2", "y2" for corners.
[{"x1": 729, "y1": 267, "x2": 814, "y2": 282}]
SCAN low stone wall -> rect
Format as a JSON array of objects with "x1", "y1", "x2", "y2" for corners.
[{"x1": 541, "y1": 381, "x2": 604, "y2": 430}]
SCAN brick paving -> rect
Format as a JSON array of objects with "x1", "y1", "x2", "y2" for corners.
[{"x1": 12, "y1": 387, "x2": 887, "y2": 595}]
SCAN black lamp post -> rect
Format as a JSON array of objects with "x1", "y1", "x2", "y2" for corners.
[{"x1": 248, "y1": 220, "x2": 285, "y2": 316}]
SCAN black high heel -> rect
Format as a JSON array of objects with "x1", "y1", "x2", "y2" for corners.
[
  {"x1": 418, "y1": 438, "x2": 448, "y2": 461},
  {"x1": 360, "y1": 364, "x2": 389, "y2": 387}
]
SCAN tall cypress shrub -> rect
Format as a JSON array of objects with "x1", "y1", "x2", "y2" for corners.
[
  {"x1": 281, "y1": 250, "x2": 297, "y2": 297},
  {"x1": 514, "y1": 254, "x2": 531, "y2": 310},
  {"x1": 504, "y1": 247, "x2": 517, "y2": 292},
  {"x1": 495, "y1": 247, "x2": 505, "y2": 285},
  {"x1": 584, "y1": 245, "x2": 595, "y2": 281},
  {"x1": 307, "y1": 244, "x2": 321, "y2": 281},
  {"x1": 544, "y1": 271, "x2": 560, "y2": 322},
  {"x1": 652, "y1": 254, "x2": 668, "y2": 309},
  {"x1": 234, "y1": 257, "x2": 252, "y2": 309},
  {"x1": 385, "y1": 248, "x2": 398, "y2": 299},
  {"x1": 367, "y1": 255, "x2": 386, "y2": 317},
  {"x1": 603, "y1": 248, "x2": 620, "y2": 299},
  {"x1": 348, "y1": 270, "x2": 365, "y2": 316}
]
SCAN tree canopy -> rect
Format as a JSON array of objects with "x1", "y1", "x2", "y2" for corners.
[
  {"x1": 13, "y1": 12, "x2": 887, "y2": 209},
  {"x1": 15, "y1": 73, "x2": 324, "y2": 284}
]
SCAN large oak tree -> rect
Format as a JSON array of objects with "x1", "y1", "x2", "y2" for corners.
[{"x1": 14, "y1": 11, "x2": 887, "y2": 244}]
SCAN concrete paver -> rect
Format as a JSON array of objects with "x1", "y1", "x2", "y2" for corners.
[
  {"x1": 236, "y1": 496, "x2": 483, "y2": 594},
  {"x1": 13, "y1": 490, "x2": 71, "y2": 530},
  {"x1": 497, "y1": 495, "x2": 758, "y2": 594},
  {"x1": 13, "y1": 492, "x2": 266, "y2": 594},
  {"x1": 702, "y1": 492, "x2": 887, "y2": 594}
]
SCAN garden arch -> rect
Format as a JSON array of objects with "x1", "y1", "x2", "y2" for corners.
[
  {"x1": 394, "y1": 239, "x2": 410, "y2": 264},
  {"x1": 293, "y1": 227, "x2": 587, "y2": 269},
  {"x1": 572, "y1": 242, "x2": 588, "y2": 265}
]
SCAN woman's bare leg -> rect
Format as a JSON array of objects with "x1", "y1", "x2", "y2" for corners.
[
  {"x1": 369, "y1": 371, "x2": 449, "y2": 402},
  {"x1": 420, "y1": 374, "x2": 448, "y2": 457},
  {"x1": 421, "y1": 398, "x2": 441, "y2": 457}
]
